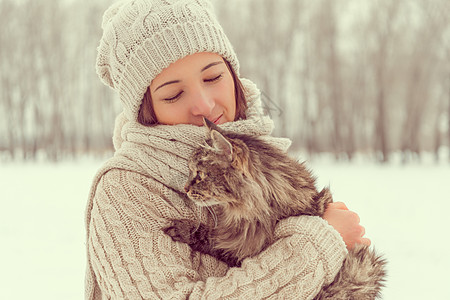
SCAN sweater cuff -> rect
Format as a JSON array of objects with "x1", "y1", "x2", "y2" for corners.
[{"x1": 275, "y1": 215, "x2": 347, "y2": 283}]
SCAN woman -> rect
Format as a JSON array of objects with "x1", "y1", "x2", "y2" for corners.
[{"x1": 86, "y1": 0, "x2": 370, "y2": 298}]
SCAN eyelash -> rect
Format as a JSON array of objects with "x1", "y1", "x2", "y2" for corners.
[
  {"x1": 205, "y1": 74, "x2": 223, "y2": 83},
  {"x1": 162, "y1": 74, "x2": 223, "y2": 103},
  {"x1": 164, "y1": 91, "x2": 183, "y2": 103}
]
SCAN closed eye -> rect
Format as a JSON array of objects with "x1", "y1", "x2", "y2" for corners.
[
  {"x1": 204, "y1": 74, "x2": 223, "y2": 83},
  {"x1": 164, "y1": 91, "x2": 183, "y2": 102}
]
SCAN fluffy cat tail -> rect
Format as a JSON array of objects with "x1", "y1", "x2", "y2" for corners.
[
  {"x1": 312, "y1": 187, "x2": 333, "y2": 217},
  {"x1": 314, "y1": 244, "x2": 387, "y2": 300}
]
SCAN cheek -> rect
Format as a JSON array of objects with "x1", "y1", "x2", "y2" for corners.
[
  {"x1": 152, "y1": 101, "x2": 164, "y2": 120},
  {"x1": 216, "y1": 77, "x2": 236, "y2": 119},
  {"x1": 153, "y1": 100, "x2": 188, "y2": 125}
]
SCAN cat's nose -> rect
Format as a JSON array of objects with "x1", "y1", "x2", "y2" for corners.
[{"x1": 184, "y1": 185, "x2": 189, "y2": 193}]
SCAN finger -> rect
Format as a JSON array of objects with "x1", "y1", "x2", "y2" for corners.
[
  {"x1": 360, "y1": 226, "x2": 365, "y2": 237},
  {"x1": 359, "y1": 238, "x2": 371, "y2": 246},
  {"x1": 352, "y1": 212, "x2": 360, "y2": 224},
  {"x1": 330, "y1": 202, "x2": 348, "y2": 210}
]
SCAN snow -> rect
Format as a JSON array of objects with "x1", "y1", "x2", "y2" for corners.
[
  {"x1": 308, "y1": 156, "x2": 450, "y2": 299},
  {"x1": 1, "y1": 157, "x2": 449, "y2": 299},
  {"x1": 1, "y1": 159, "x2": 99, "y2": 300}
]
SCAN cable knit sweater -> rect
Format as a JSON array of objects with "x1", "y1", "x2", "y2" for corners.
[{"x1": 85, "y1": 79, "x2": 347, "y2": 299}]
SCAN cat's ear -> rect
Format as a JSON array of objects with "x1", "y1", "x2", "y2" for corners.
[
  {"x1": 202, "y1": 117, "x2": 220, "y2": 132},
  {"x1": 211, "y1": 130, "x2": 233, "y2": 160}
]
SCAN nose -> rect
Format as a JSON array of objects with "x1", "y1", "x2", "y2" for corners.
[
  {"x1": 184, "y1": 184, "x2": 190, "y2": 193},
  {"x1": 190, "y1": 89, "x2": 214, "y2": 117}
]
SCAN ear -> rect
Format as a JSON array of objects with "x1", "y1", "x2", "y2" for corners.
[
  {"x1": 202, "y1": 117, "x2": 219, "y2": 132},
  {"x1": 211, "y1": 130, "x2": 233, "y2": 160}
]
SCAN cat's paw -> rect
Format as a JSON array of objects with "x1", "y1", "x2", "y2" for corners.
[{"x1": 163, "y1": 219, "x2": 200, "y2": 245}]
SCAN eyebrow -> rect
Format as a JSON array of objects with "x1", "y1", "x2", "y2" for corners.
[
  {"x1": 201, "y1": 61, "x2": 224, "y2": 72},
  {"x1": 154, "y1": 61, "x2": 224, "y2": 92},
  {"x1": 154, "y1": 80, "x2": 180, "y2": 92}
]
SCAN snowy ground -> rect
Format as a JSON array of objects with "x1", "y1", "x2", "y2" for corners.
[
  {"x1": 1, "y1": 156, "x2": 449, "y2": 299},
  {"x1": 308, "y1": 155, "x2": 450, "y2": 300}
]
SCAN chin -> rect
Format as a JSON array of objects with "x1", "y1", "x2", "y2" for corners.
[{"x1": 217, "y1": 116, "x2": 232, "y2": 125}]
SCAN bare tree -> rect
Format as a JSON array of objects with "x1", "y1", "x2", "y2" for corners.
[
  {"x1": 1, "y1": 0, "x2": 448, "y2": 162},
  {"x1": 365, "y1": 0, "x2": 402, "y2": 162}
]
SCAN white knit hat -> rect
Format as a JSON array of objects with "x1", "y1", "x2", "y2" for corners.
[{"x1": 96, "y1": 0, "x2": 240, "y2": 121}]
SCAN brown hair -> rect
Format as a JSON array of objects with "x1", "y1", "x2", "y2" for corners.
[{"x1": 137, "y1": 59, "x2": 247, "y2": 126}]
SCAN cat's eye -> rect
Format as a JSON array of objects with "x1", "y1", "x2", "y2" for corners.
[{"x1": 195, "y1": 171, "x2": 206, "y2": 183}]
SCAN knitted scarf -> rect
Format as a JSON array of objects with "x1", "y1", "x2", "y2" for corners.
[{"x1": 100, "y1": 78, "x2": 289, "y2": 194}]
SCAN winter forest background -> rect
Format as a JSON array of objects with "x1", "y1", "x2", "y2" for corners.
[
  {"x1": 0, "y1": 0, "x2": 449, "y2": 163},
  {"x1": 1, "y1": 0, "x2": 450, "y2": 299}
]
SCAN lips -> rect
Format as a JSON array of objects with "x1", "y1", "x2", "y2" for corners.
[{"x1": 213, "y1": 114, "x2": 223, "y2": 124}]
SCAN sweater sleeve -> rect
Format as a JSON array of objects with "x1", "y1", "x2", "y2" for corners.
[{"x1": 86, "y1": 170, "x2": 347, "y2": 299}]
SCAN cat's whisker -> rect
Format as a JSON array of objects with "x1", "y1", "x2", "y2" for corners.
[
  {"x1": 197, "y1": 142, "x2": 207, "y2": 149},
  {"x1": 197, "y1": 141, "x2": 214, "y2": 151},
  {"x1": 205, "y1": 205, "x2": 218, "y2": 228}
]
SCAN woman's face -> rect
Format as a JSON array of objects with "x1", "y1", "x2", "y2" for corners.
[{"x1": 150, "y1": 52, "x2": 236, "y2": 126}]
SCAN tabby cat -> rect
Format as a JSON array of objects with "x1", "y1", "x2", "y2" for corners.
[{"x1": 164, "y1": 118, "x2": 386, "y2": 299}]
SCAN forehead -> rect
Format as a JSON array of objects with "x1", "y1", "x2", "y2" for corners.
[
  {"x1": 190, "y1": 147, "x2": 211, "y2": 162},
  {"x1": 189, "y1": 147, "x2": 228, "y2": 167},
  {"x1": 151, "y1": 52, "x2": 224, "y2": 87}
]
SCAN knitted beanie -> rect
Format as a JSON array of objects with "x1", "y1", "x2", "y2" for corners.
[{"x1": 96, "y1": 0, "x2": 240, "y2": 121}]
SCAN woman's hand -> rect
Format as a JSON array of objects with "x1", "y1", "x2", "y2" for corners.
[{"x1": 323, "y1": 202, "x2": 371, "y2": 250}]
